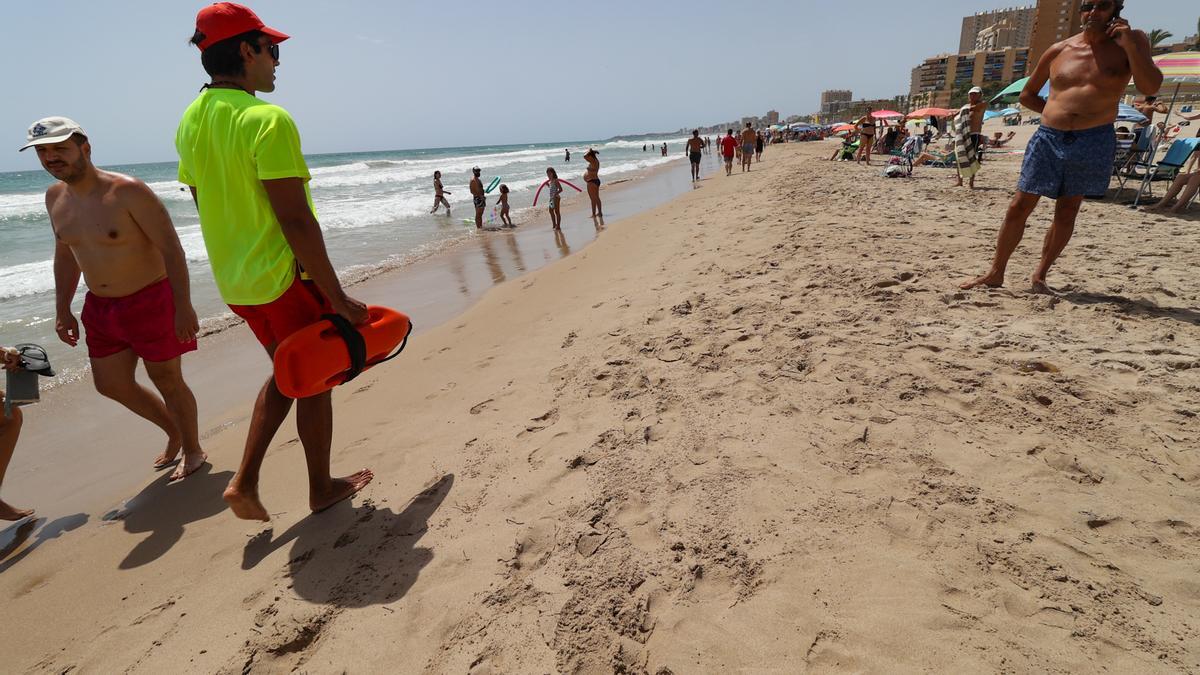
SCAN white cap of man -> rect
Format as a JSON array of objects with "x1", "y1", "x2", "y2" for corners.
[
  {"x1": 19, "y1": 117, "x2": 87, "y2": 152},
  {"x1": 968, "y1": 86, "x2": 983, "y2": 95}
]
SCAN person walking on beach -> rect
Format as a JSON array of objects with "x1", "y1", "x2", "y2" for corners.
[
  {"x1": 469, "y1": 167, "x2": 486, "y2": 229},
  {"x1": 546, "y1": 167, "x2": 563, "y2": 230},
  {"x1": 740, "y1": 123, "x2": 756, "y2": 172},
  {"x1": 430, "y1": 170, "x2": 451, "y2": 215},
  {"x1": 0, "y1": 348, "x2": 34, "y2": 521},
  {"x1": 961, "y1": 0, "x2": 1161, "y2": 294},
  {"x1": 22, "y1": 117, "x2": 207, "y2": 483},
  {"x1": 583, "y1": 149, "x2": 603, "y2": 217},
  {"x1": 754, "y1": 129, "x2": 764, "y2": 162},
  {"x1": 854, "y1": 108, "x2": 876, "y2": 163},
  {"x1": 177, "y1": 3, "x2": 373, "y2": 520},
  {"x1": 720, "y1": 129, "x2": 737, "y2": 176},
  {"x1": 954, "y1": 87, "x2": 987, "y2": 189},
  {"x1": 686, "y1": 130, "x2": 704, "y2": 181}
]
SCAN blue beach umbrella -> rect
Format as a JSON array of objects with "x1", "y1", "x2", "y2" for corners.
[
  {"x1": 1115, "y1": 103, "x2": 1148, "y2": 124},
  {"x1": 983, "y1": 107, "x2": 1020, "y2": 121}
]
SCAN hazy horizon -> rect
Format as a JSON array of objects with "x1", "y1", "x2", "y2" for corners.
[{"x1": 1, "y1": 0, "x2": 1193, "y2": 172}]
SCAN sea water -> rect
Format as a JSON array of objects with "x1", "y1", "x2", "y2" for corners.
[{"x1": 0, "y1": 137, "x2": 686, "y2": 381}]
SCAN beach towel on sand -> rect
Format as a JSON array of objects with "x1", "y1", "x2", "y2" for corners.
[{"x1": 953, "y1": 108, "x2": 981, "y2": 179}]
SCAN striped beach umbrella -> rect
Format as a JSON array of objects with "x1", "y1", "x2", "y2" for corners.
[{"x1": 1154, "y1": 51, "x2": 1200, "y2": 82}]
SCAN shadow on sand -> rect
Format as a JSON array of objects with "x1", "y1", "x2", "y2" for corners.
[
  {"x1": 111, "y1": 463, "x2": 236, "y2": 569},
  {"x1": 1060, "y1": 290, "x2": 1200, "y2": 326},
  {"x1": 0, "y1": 513, "x2": 89, "y2": 574},
  {"x1": 241, "y1": 473, "x2": 454, "y2": 608}
]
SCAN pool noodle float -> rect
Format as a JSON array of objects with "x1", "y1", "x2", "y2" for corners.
[
  {"x1": 484, "y1": 176, "x2": 502, "y2": 194},
  {"x1": 532, "y1": 179, "x2": 583, "y2": 206},
  {"x1": 273, "y1": 306, "x2": 413, "y2": 399}
]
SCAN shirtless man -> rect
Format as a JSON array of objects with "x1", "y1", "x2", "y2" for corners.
[
  {"x1": 740, "y1": 123, "x2": 756, "y2": 172},
  {"x1": 954, "y1": 87, "x2": 987, "y2": 189},
  {"x1": 1, "y1": 348, "x2": 33, "y2": 521},
  {"x1": 469, "y1": 167, "x2": 485, "y2": 229},
  {"x1": 1132, "y1": 95, "x2": 1168, "y2": 143},
  {"x1": 961, "y1": 0, "x2": 1161, "y2": 293},
  {"x1": 686, "y1": 130, "x2": 704, "y2": 181},
  {"x1": 22, "y1": 117, "x2": 206, "y2": 482},
  {"x1": 430, "y1": 170, "x2": 451, "y2": 215}
]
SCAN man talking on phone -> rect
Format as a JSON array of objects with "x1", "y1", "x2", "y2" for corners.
[{"x1": 962, "y1": 0, "x2": 1161, "y2": 294}]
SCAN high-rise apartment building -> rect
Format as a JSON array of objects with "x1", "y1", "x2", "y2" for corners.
[
  {"x1": 909, "y1": 47, "x2": 1031, "y2": 109},
  {"x1": 765, "y1": 110, "x2": 780, "y2": 125},
  {"x1": 959, "y1": 6, "x2": 1035, "y2": 53},
  {"x1": 1028, "y1": 0, "x2": 1082, "y2": 73},
  {"x1": 819, "y1": 90, "x2": 852, "y2": 114}
]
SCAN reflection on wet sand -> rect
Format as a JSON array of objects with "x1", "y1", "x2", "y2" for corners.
[{"x1": 554, "y1": 229, "x2": 571, "y2": 258}]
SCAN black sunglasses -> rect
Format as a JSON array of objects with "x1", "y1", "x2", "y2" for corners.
[
  {"x1": 1080, "y1": 1, "x2": 1114, "y2": 11},
  {"x1": 253, "y1": 40, "x2": 279, "y2": 60}
]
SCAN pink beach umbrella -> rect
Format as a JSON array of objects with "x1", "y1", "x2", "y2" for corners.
[{"x1": 871, "y1": 110, "x2": 903, "y2": 120}]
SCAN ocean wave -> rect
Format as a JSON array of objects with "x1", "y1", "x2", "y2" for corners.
[{"x1": 0, "y1": 259, "x2": 54, "y2": 300}]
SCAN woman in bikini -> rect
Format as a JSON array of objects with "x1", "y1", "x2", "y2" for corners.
[
  {"x1": 430, "y1": 170, "x2": 451, "y2": 215},
  {"x1": 855, "y1": 108, "x2": 876, "y2": 164},
  {"x1": 583, "y1": 149, "x2": 602, "y2": 217},
  {"x1": 546, "y1": 167, "x2": 563, "y2": 230}
]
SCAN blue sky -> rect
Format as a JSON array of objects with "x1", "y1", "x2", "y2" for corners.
[{"x1": 1, "y1": 0, "x2": 1194, "y2": 170}]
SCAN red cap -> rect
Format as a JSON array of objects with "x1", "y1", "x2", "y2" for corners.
[{"x1": 194, "y1": 2, "x2": 289, "y2": 51}]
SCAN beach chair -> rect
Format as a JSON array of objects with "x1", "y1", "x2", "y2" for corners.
[
  {"x1": 1128, "y1": 138, "x2": 1200, "y2": 206},
  {"x1": 1112, "y1": 128, "x2": 1159, "y2": 199}
]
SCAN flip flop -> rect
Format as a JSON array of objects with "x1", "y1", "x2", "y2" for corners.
[{"x1": 168, "y1": 454, "x2": 208, "y2": 483}]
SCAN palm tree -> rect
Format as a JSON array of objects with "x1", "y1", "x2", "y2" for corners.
[{"x1": 1148, "y1": 29, "x2": 1173, "y2": 49}]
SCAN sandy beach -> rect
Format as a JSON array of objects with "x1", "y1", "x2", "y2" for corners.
[{"x1": 2, "y1": 135, "x2": 1199, "y2": 673}]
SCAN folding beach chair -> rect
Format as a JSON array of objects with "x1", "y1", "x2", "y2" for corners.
[
  {"x1": 1112, "y1": 127, "x2": 1157, "y2": 198},
  {"x1": 1129, "y1": 138, "x2": 1200, "y2": 207}
]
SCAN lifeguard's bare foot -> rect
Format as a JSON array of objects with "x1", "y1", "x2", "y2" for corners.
[
  {"x1": 0, "y1": 500, "x2": 34, "y2": 521},
  {"x1": 1030, "y1": 277, "x2": 1054, "y2": 295},
  {"x1": 310, "y1": 469, "x2": 374, "y2": 513},
  {"x1": 169, "y1": 451, "x2": 208, "y2": 483},
  {"x1": 960, "y1": 273, "x2": 1004, "y2": 290},
  {"x1": 223, "y1": 483, "x2": 270, "y2": 521},
  {"x1": 152, "y1": 437, "x2": 183, "y2": 469}
]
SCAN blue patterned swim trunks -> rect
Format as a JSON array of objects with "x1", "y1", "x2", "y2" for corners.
[{"x1": 1016, "y1": 124, "x2": 1115, "y2": 198}]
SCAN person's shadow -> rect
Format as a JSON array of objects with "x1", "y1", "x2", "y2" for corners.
[
  {"x1": 0, "y1": 513, "x2": 89, "y2": 574},
  {"x1": 241, "y1": 474, "x2": 453, "y2": 607},
  {"x1": 1060, "y1": 290, "x2": 1200, "y2": 326},
  {"x1": 112, "y1": 464, "x2": 236, "y2": 569}
]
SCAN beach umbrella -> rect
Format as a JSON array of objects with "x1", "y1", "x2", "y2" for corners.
[
  {"x1": 1129, "y1": 51, "x2": 1200, "y2": 206},
  {"x1": 990, "y1": 77, "x2": 1049, "y2": 105},
  {"x1": 871, "y1": 110, "x2": 903, "y2": 119},
  {"x1": 906, "y1": 107, "x2": 957, "y2": 119},
  {"x1": 983, "y1": 107, "x2": 1020, "y2": 121},
  {"x1": 832, "y1": 123, "x2": 855, "y2": 133},
  {"x1": 1115, "y1": 103, "x2": 1148, "y2": 124}
]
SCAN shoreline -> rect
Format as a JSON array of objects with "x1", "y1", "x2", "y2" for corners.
[{"x1": 0, "y1": 153, "x2": 693, "y2": 535}]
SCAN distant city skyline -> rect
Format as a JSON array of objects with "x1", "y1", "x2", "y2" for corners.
[{"x1": 0, "y1": 0, "x2": 1193, "y2": 171}]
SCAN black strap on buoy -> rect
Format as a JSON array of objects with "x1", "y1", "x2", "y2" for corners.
[{"x1": 323, "y1": 314, "x2": 368, "y2": 383}]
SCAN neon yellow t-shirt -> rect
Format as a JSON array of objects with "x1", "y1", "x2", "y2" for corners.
[{"x1": 175, "y1": 89, "x2": 315, "y2": 306}]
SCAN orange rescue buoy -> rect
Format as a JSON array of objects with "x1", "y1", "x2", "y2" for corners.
[{"x1": 273, "y1": 306, "x2": 413, "y2": 399}]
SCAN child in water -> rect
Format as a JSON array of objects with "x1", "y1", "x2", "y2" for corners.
[
  {"x1": 497, "y1": 184, "x2": 514, "y2": 228},
  {"x1": 546, "y1": 168, "x2": 563, "y2": 230}
]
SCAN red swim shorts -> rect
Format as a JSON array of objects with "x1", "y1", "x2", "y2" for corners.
[
  {"x1": 229, "y1": 275, "x2": 332, "y2": 350},
  {"x1": 82, "y1": 278, "x2": 197, "y2": 362}
]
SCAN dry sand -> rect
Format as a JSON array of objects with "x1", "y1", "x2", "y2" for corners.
[{"x1": 1, "y1": 138, "x2": 1199, "y2": 673}]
